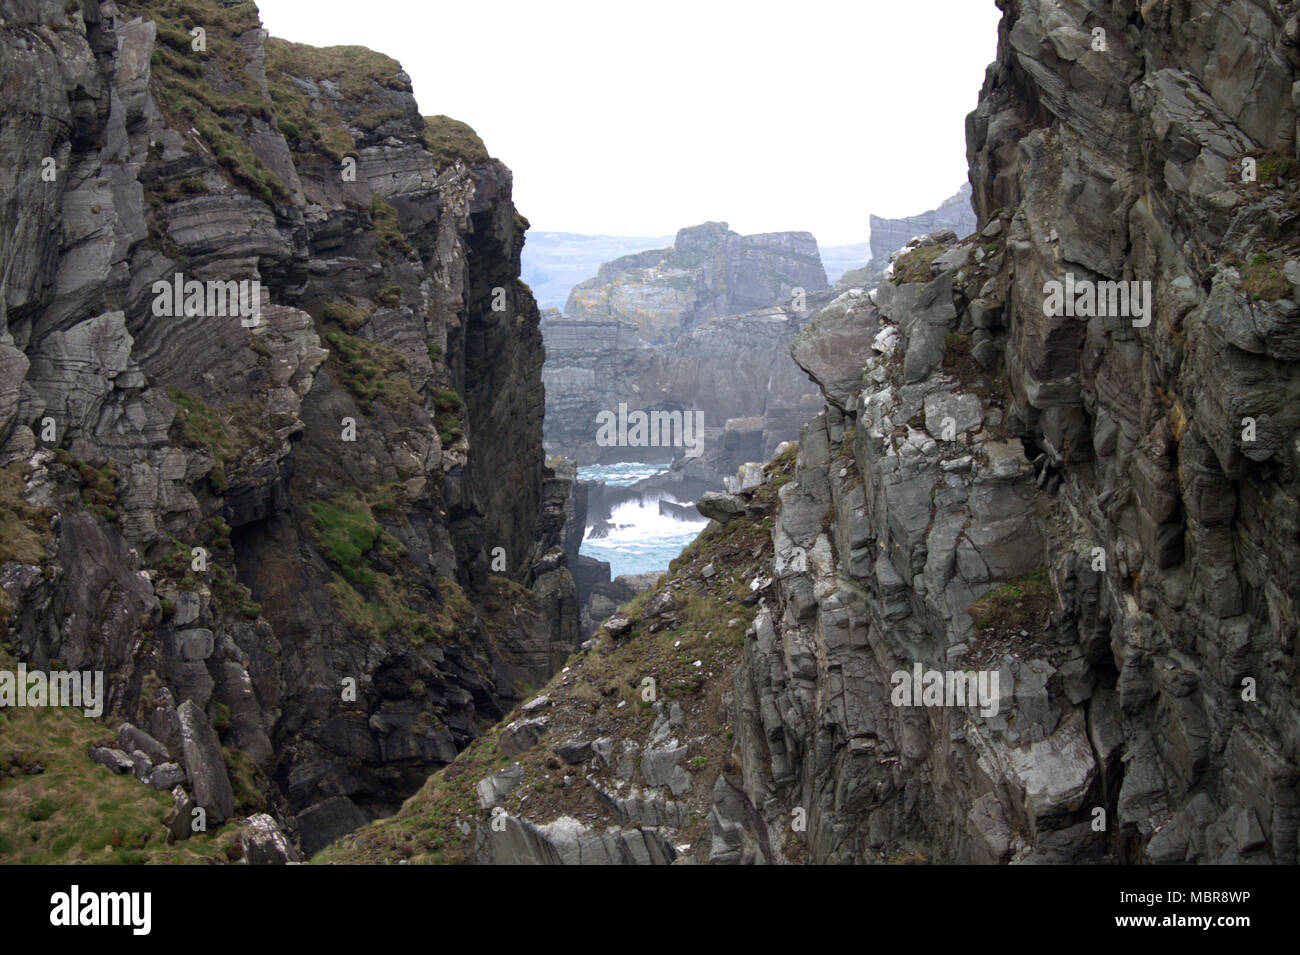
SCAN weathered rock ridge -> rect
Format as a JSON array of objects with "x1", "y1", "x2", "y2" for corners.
[{"x1": 730, "y1": 0, "x2": 1300, "y2": 864}]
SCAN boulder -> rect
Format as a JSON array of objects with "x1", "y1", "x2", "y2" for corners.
[
  {"x1": 88, "y1": 746, "x2": 134, "y2": 774},
  {"x1": 149, "y1": 762, "x2": 187, "y2": 791},
  {"x1": 296, "y1": 796, "x2": 368, "y2": 857},
  {"x1": 499, "y1": 716, "x2": 550, "y2": 756},
  {"x1": 240, "y1": 814, "x2": 301, "y2": 864},
  {"x1": 696, "y1": 492, "x2": 746, "y2": 524},
  {"x1": 176, "y1": 700, "x2": 234, "y2": 825},
  {"x1": 116, "y1": 722, "x2": 171, "y2": 765}
]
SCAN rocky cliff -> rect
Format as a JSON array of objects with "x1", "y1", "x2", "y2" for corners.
[
  {"x1": 542, "y1": 301, "x2": 829, "y2": 467},
  {"x1": 329, "y1": 0, "x2": 1300, "y2": 865},
  {"x1": 734, "y1": 0, "x2": 1300, "y2": 865},
  {"x1": 0, "y1": 0, "x2": 576, "y2": 860},
  {"x1": 563, "y1": 222, "x2": 828, "y2": 344},
  {"x1": 543, "y1": 224, "x2": 831, "y2": 466}
]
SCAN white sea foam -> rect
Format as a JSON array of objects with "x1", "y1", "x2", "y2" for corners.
[{"x1": 577, "y1": 464, "x2": 706, "y2": 576}]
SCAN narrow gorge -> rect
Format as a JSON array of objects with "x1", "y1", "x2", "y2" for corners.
[{"x1": 0, "y1": 0, "x2": 1297, "y2": 873}]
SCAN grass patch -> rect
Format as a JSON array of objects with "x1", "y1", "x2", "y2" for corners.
[
  {"x1": 325, "y1": 573, "x2": 464, "y2": 644},
  {"x1": 166, "y1": 386, "x2": 272, "y2": 474},
  {"x1": 371, "y1": 195, "x2": 414, "y2": 261},
  {"x1": 892, "y1": 245, "x2": 944, "y2": 284},
  {"x1": 322, "y1": 300, "x2": 369, "y2": 332},
  {"x1": 432, "y1": 388, "x2": 465, "y2": 445},
  {"x1": 0, "y1": 645, "x2": 240, "y2": 864},
  {"x1": 265, "y1": 39, "x2": 407, "y2": 99},
  {"x1": 1240, "y1": 254, "x2": 1292, "y2": 302},
  {"x1": 322, "y1": 329, "x2": 420, "y2": 413},
  {"x1": 264, "y1": 40, "x2": 364, "y2": 163},
  {"x1": 421, "y1": 115, "x2": 490, "y2": 170},
  {"x1": 54, "y1": 451, "x2": 119, "y2": 523},
  {"x1": 307, "y1": 489, "x2": 384, "y2": 588},
  {"x1": 0, "y1": 464, "x2": 49, "y2": 564},
  {"x1": 135, "y1": 0, "x2": 289, "y2": 205},
  {"x1": 967, "y1": 569, "x2": 1054, "y2": 634}
]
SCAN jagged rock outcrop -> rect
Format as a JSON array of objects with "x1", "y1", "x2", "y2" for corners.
[
  {"x1": 0, "y1": 0, "x2": 577, "y2": 857},
  {"x1": 725, "y1": 0, "x2": 1300, "y2": 864}
]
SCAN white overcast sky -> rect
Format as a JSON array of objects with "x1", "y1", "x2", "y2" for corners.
[{"x1": 255, "y1": 0, "x2": 1002, "y2": 245}]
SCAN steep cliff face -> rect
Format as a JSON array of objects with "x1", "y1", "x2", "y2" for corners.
[
  {"x1": 0, "y1": 0, "x2": 574, "y2": 858},
  {"x1": 734, "y1": 0, "x2": 1300, "y2": 863},
  {"x1": 542, "y1": 301, "x2": 829, "y2": 466},
  {"x1": 330, "y1": 0, "x2": 1300, "y2": 866},
  {"x1": 563, "y1": 222, "x2": 828, "y2": 344},
  {"x1": 543, "y1": 225, "x2": 831, "y2": 466}
]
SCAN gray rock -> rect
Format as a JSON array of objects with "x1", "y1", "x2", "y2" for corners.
[
  {"x1": 176, "y1": 700, "x2": 234, "y2": 825},
  {"x1": 499, "y1": 716, "x2": 549, "y2": 756},
  {"x1": 476, "y1": 764, "x2": 525, "y2": 809},
  {"x1": 555, "y1": 738, "x2": 593, "y2": 765},
  {"x1": 642, "y1": 589, "x2": 682, "y2": 617},
  {"x1": 296, "y1": 796, "x2": 368, "y2": 857},
  {"x1": 149, "y1": 762, "x2": 187, "y2": 791},
  {"x1": 130, "y1": 750, "x2": 153, "y2": 781},
  {"x1": 641, "y1": 743, "x2": 692, "y2": 798},
  {"x1": 603, "y1": 614, "x2": 634, "y2": 638},
  {"x1": 117, "y1": 722, "x2": 170, "y2": 765},
  {"x1": 696, "y1": 492, "x2": 746, "y2": 523},
  {"x1": 474, "y1": 813, "x2": 677, "y2": 865},
  {"x1": 167, "y1": 628, "x2": 214, "y2": 662},
  {"x1": 89, "y1": 746, "x2": 134, "y2": 774},
  {"x1": 591, "y1": 737, "x2": 615, "y2": 768},
  {"x1": 168, "y1": 786, "x2": 196, "y2": 842},
  {"x1": 241, "y1": 813, "x2": 300, "y2": 864}
]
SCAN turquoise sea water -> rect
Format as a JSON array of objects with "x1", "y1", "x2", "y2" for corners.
[{"x1": 576, "y1": 463, "x2": 707, "y2": 578}]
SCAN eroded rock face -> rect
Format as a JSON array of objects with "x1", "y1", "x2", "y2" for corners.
[
  {"x1": 542, "y1": 227, "x2": 834, "y2": 466},
  {"x1": 720, "y1": 0, "x2": 1300, "y2": 864},
  {"x1": 0, "y1": 0, "x2": 576, "y2": 852},
  {"x1": 564, "y1": 223, "x2": 828, "y2": 343}
]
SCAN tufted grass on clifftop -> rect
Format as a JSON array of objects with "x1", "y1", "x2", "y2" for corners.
[
  {"x1": 265, "y1": 39, "x2": 407, "y2": 98},
  {"x1": 891, "y1": 245, "x2": 944, "y2": 284},
  {"x1": 130, "y1": 0, "x2": 290, "y2": 205},
  {"x1": 421, "y1": 115, "x2": 490, "y2": 170}
]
